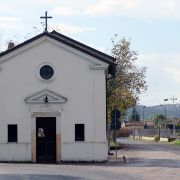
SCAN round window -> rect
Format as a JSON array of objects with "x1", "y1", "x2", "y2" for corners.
[{"x1": 40, "y1": 65, "x2": 54, "y2": 80}]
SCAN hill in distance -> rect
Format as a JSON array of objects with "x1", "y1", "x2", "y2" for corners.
[{"x1": 126, "y1": 104, "x2": 180, "y2": 121}]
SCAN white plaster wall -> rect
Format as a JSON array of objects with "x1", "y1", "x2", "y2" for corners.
[
  {"x1": 61, "y1": 142, "x2": 107, "y2": 161},
  {"x1": 0, "y1": 37, "x2": 108, "y2": 161},
  {"x1": 0, "y1": 144, "x2": 31, "y2": 161}
]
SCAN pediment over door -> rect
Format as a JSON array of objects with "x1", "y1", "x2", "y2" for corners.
[{"x1": 25, "y1": 89, "x2": 67, "y2": 104}]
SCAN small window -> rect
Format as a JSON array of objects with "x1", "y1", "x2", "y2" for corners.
[
  {"x1": 40, "y1": 65, "x2": 54, "y2": 80},
  {"x1": 37, "y1": 63, "x2": 56, "y2": 81},
  {"x1": 8, "y1": 124, "x2": 17, "y2": 142},
  {"x1": 75, "y1": 124, "x2": 84, "y2": 141}
]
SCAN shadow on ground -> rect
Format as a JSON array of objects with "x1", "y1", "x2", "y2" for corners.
[
  {"x1": 121, "y1": 143, "x2": 180, "y2": 152},
  {"x1": 0, "y1": 174, "x2": 81, "y2": 180},
  {"x1": 126, "y1": 158, "x2": 180, "y2": 168}
]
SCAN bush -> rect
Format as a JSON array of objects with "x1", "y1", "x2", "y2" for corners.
[
  {"x1": 154, "y1": 135, "x2": 159, "y2": 142},
  {"x1": 176, "y1": 124, "x2": 180, "y2": 129}
]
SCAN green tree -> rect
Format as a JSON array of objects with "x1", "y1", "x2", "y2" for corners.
[
  {"x1": 107, "y1": 36, "x2": 147, "y2": 121},
  {"x1": 154, "y1": 114, "x2": 165, "y2": 127},
  {"x1": 130, "y1": 107, "x2": 140, "y2": 122}
]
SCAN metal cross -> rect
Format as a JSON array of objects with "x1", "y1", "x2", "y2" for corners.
[{"x1": 40, "y1": 11, "x2": 52, "y2": 32}]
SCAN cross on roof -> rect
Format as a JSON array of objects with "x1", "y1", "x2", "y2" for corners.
[{"x1": 40, "y1": 11, "x2": 52, "y2": 32}]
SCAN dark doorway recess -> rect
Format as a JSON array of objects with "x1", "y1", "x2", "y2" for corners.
[{"x1": 36, "y1": 117, "x2": 56, "y2": 163}]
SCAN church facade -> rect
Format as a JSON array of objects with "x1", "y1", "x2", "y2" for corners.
[{"x1": 0, "y1": 31, "x2": 115, "y2": 162}]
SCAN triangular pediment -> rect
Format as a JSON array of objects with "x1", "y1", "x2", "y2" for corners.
[{"x1": 25, "y1": 89, "x2": 67, "y2": 103}]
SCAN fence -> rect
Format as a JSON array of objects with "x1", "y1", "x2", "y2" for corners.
[{"x1": 131, "y1": 128, "x2": 172, "y2": 138}]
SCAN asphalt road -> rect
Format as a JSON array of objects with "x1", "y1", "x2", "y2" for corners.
[
  {"x1": 115, "y1": 138, "x2": 180, "y2": 179},
  {"x1": 0, "y1": 163, "x2": 134, "y2": 180},
  {"x1": 0, "y1": 139, "x2": 179, "y2": 180}
]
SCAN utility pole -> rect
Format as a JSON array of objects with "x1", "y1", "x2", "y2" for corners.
[{"x1": 170, "y1": 96, "x2": 177, "y2": 133}]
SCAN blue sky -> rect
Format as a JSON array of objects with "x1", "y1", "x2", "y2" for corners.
[{"x1": 1, "y1": 0, "x2": 180, "y2": 106}]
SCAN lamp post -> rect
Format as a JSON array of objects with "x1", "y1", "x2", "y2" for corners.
[
  {"x1": 170, "y1": 96, "x2": 177, "y2": 133},
  {"x1": 170, "y1": 96, "x2": 177, "y2": 104},
  {"x1": 152, "y1": 106, "x2": 155, "y2": 120},
  {"x1": 164, "y1": 99, "x2": 168, "y2": 129},
  {"x1": 142, "y1": 106, "x2": 146, "y2": 122},
  {"x1": 158, "y1": 125, "x2": 161, "y2": 141},
  {"x1": 141, "y1": 106, "x2": 146, "y2": 138}
]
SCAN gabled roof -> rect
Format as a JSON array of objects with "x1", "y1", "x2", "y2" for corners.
[{"x1": 0, "y1": 30, "x2": 116, "y2": 76}]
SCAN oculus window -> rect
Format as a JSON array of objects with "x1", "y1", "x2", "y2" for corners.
[
  {"x1": 40, "y1": 65, "x2": 54, "y2": 80},
  {"x1": 37, "y1": 63, "x2": 56, "y2": 81},
  {"x1": 75, "y1": 124, "x2": 84, "y2": 141},
  {"x1": 8, "y1": 124, "x2": 17, "y2": 142}
]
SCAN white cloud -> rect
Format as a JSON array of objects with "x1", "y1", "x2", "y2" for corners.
[
  {"x1": 0, "y1": 3, "x2": 15, "y2": 13},
  {"x1": 48, "y1": 0, "x2": 180, "y2": 22},
  {"x1": 85, "y1": 0, "x2": 136, "y2": 16},
  {"x1": 49, "y1": 23, "x2": 95, "y2": 35},
  {"x1": 84, "y1": 0, "x2": 180, "y2": 20},
  {"x1": 0, "y1": 17, "x2": 22, "y2": 30},
  {"x1": 2, "y1": 0, "x2": 180, "y2": 20},
  {"x1": 49, "y1": 0, "x2": 97, "y2": 16},
  {"x1": 138, "y1": 53, "x2": 180, "y2": 105},
  {"x1": 138, "y1": 53, "x2": 180, "y2": 85},
  {"x1": 51, "y1": 7, "x2": 82, "y2": 16},
  {"x1": 164, "y1": 65, "x2": 180, "y2": 84},
  {"x1": 86, "y1": 43, "x2": 108, "y2": 53},
  {"x1": 139, "y1": 94, "x2": 163, "y2": 106}
]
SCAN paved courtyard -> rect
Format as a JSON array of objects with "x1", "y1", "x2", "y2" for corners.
[
  {"x1": 0, "y1": 162, "x2": 133, "y2": 180},
  {"x1": 0, "y1": 139, "x2": 179, "y2": 180},
  {"x1": 114, "y1": 138, "x2": 180, "y2": 179}
]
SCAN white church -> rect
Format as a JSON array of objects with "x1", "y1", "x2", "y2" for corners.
[{"x1": 0, "y1": 14, "x2": 115, "y2": 163}]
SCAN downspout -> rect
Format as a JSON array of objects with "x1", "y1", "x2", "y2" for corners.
[
  {"x1": 106, "y1": 75, "x2": 115, "y2": 155},
  {"x1": 106, "y1": 75, "x2": 111, "y2": 155},
  {"x1": 106, "y1": 63, "x2": 116, "y2": 155},
  {"x1": 106, "y1": 76, "x2": 108, "y2": 136}
]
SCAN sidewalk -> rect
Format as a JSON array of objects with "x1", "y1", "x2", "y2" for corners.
[{"x1": 108, "y1": 153, "x2": 125, "y2": 164}]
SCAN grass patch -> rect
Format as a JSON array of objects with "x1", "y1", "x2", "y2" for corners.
[
  {"x1": 110, "y1": 140, "x2": 116, "y2": 147},
  {"x1": 110, "y1": 140, "x2": 122, "y2": 150},
  {"x1": 174, "y1": 140, "x2": 180, "y2": 146}
]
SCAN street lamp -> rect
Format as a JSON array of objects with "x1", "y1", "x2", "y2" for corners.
[
  {"x1": 170, "y1": 96, "x2": 177, "y2": 133},
  {"x1": 170, "y1": 96, "x2": 177, "y2": 104},
  {"x1": 164, "y1": 99, "x2": 168, "y2": 129}
]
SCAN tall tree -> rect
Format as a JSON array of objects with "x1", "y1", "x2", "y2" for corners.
[
  {"x1": 129, "y1": 108, "x2": 140, "y2": 122},
  {"x1": 107, "y1": 36, "x2": 147, "y2": 120},
  {"x1": 154, "y1": 114, "x2": 165, "y2": 127}
]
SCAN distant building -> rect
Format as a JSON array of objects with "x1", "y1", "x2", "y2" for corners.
[{"x1": 144, "y1": 121, "x2": 155, "y2": 129}]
